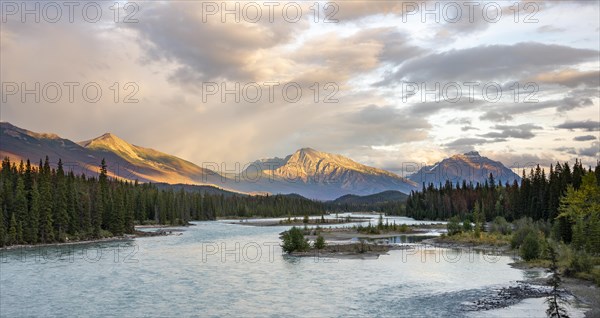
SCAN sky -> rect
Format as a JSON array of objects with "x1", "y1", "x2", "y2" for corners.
[{"x1": 1, "y1": 0, "x2": 599, "y2": 175}]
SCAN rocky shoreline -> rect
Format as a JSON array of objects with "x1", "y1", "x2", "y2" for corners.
[
  {"x1": 423, "y1": 237, "x2": 598, "y2": 317},
  {"x1": 463, "y1": 282, "x2": 552, "y2": 311}
]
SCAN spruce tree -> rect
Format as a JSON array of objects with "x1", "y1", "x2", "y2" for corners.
[
  {"x1": 7, "y1": 212, "x2": 17, "y2": 245},
  {"x1": 27, "y1": 181, "x2": 40, "y2": 244}
]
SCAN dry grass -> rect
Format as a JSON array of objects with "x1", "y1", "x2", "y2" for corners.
[{"x1": 439, "y1": 231, "x2": 512, "y2": 247}]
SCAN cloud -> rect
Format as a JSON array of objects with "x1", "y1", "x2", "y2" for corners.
[
  {"x1": 290, "y1": 27, "x2": 421, "y2": 85},
  {"x1": 556, "y1": 120, "x2": 600, "y2": 131},
  {"x1": 579, "y1": 142, "x2": 600, "y2": 157},
  {"x1": 447, "y1": 118, "x2": 472, "y2": 125},
  {"x1": 333, "y1": 1, "x2": 427, "y2": 21},
  {"x1": 405, "y1": 99, "x2": 486, "y2": 117},
  {"x1": 555, "y1": 147, "x2": 578, "y2": 155},
  {"x1": 479, "y1": 124, "x2": 543, "y2": 139},
  {"x1": 461, "y1": 126, "x2": 479, "y2": 131},
  {"x1": 339, "y1": 104, "x2": 432, "y2": 146},
  {"x1": 479, "y1": 92, "x2": 595, "y2": 122},
  {"x1": 381, "y1": 42, "x2": 599, "y2": 84},
  {"x1": 531, "y1": 69, "x2": 600, "y2": 88},
  {"x1": 124, "y1": 2, "x2": 308, "y2": 82},
  {"x1": 479, "y1": 111, "x2": 515, "y2": 122},
  {"x1": 573, "y1": 135, "x2": 598, "y2": 141},
  {"x1": 488, "y1": 151, "x2": 557, "y2": 172},
  {"x1": 444, "y1": 137, "x2": 505, "y2": 152},
  {"x1": 537, "y1": 25, "x2": 566, "y2": 33}
]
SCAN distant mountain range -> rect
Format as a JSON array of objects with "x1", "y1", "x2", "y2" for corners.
[
  {"x1": 408, "y1": 151, "x2": 521, "y2": 187},
  {"x1": 0, "y1": 122, "x2": 417, "y2": 200},
  {"x1": 331, "y1": 190, "x2": 408, "y2": 205},
  {"x1": 0, "y1": 122, "x2": 521, "y2": 200}
]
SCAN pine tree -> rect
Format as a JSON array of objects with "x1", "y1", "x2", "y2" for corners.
[
  {"x1": 53, "y1": 159, "x2": 69, "y2": 240},
  {"x1": 27, "y1": 181, "x2": 40, "y2": 244},
  {"x1": 94, "y1": 159, "x2": 108, "y2": 236},
  {"x1": 7, "y1": 212, "x2": 17, "y2": 245},
  {"x1": 546, "y1": 244, "x2": 569, "y2": 318},
  {"x1": 13, "y1": 176, "x2": 28, "y2": 241},
  {"x1": 38, "y1": 158, "x2": 54, "y2": 243},
  {"x1": 0, "y1": 197, "x2": 5, "y2": 247}
]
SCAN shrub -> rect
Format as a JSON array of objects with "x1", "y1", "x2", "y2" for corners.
[
  {"x1": 281, "y1": 226, "x2": 310, "y2": 253},
  {"x1": 314, "y1": 235, "x2": 326, "y2": 249},
  {"x1": 520, "y1": 232, "x2": 541, "y2": 261},
  {"x1": 490, "y1": 216, "x2": 511, "y2": 235},
  {"x1": 567, "y1": 251, "x2": 592, "y2": 275},
  {"x1": 512, "y1": 225, "x2": 533, "y2": 249},
  {"x1": 462, "y1": 220, "x2": 473, "y2": 232},
  {"x1": 447, "y1": 216, "x2": 462, "y2": 236}
]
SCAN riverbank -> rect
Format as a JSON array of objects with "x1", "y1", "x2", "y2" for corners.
[
  {"x1": 289, "y1": 242, "x2": 413, "y2": 259},
  {"x1": 0, "y1": 227, "x2": 183, "y2": 251},
  {"x1": 307, "y1": 227, "x2": 430, "y2": 241},
  {"x1": 425, "y1": 236, "x2": 599, "y2": 317},
  {"x1": 226, "y1": 217, "x2": 371, "y2": 227}
]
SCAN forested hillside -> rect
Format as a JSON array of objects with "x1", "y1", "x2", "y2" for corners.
[
  {"x1": 406, "y1": 159, "x2": 600, "y2": 245},
  {"x1": 0, "y1": 157, "x2": 324, "y2": 247}
]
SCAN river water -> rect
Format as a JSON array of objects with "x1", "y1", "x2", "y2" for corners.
[{"x1": 0, "y1": 215, "x2": 584, "y2": 317}]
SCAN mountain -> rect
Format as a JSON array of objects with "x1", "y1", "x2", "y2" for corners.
[
  {"x1": 0, "y1": 122, "x2": 224, "y2": 185},
  {"x1": 331, "y1": 190, "x2": 409, "y2": 205},
  {"x1": 0, "y1": 122, "x2": 417, "y2": 200},
  {"x1": 408, "y1": 151, "x2": 521, "y2": 187},
  {"x1": 234, "y1": 148, "x2": 418, "y2": 200}
]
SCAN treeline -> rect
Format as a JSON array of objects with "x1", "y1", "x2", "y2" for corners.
[
  {"x1": 406, "y1": 160, "x2": 598, "y2": 220},
  {"x1": 406, "y1": 159, "x2": 600, "y2": 243},
  {"x1": 326, "y1": 200, "x2": 406, "y2": 215},
  {"x1": 0, "y1": 157, "x2": 324, "y2": 247}
]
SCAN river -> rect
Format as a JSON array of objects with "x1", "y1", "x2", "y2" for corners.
[{"x1": 0, "y1": 215, "x2": 585, "y2": 317}]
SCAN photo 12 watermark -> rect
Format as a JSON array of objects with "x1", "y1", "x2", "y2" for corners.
[
  {"x1": 1, "y1": 81, "x2": 140, "y2": 104},
  {"x1": 1, "y1": 1, "x2": 139, "y2": 23}
]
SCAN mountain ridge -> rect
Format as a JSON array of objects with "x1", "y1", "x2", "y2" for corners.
[
  {"x1": 408, "y1": 151, "x2": 521, "y2": 187},
  {"x1": 1, "y1": 122, "x2": 418, "y2": 200}
]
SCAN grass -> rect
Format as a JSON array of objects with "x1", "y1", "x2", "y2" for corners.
[{"x1": 439, "y1": 231, "x2": 512, "y2": 247}]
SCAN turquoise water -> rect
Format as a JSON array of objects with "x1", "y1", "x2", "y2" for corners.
[{"x1": 1, "y1": 218, "x2": 552, "y2": 317}]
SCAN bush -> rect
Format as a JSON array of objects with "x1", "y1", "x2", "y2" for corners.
[
  {"x1": 511, "y1": 220, "x2": 534, "y2": 249},
  {"x1": 490, "y1": 216, "x2": 511, "y2": 235},
  {"x1": 462, "y1": 220, "x2": 473, "y2": 232},
  {"x1": 447, "y1": 216, "x2": 462, "y2": 236},
  {"x1": 567, "y1": 251, "x2": 593, "y2": 275},
  {"x1": 314, "y1": 235, "x2": 326, "y2": 249},
  {"x1": 281, "y1": 226, "x2": 310, "y2": 253},
  {"x1": 520, "y1": 232, "x2": 541, "y2": 261}
]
